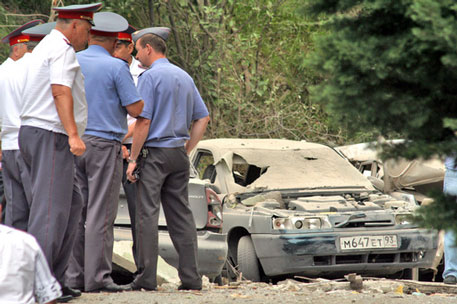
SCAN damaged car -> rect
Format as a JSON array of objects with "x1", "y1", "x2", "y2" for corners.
[
  {"x1": 335, "y1": 141, "x2": 446, "y2": 280},
  {"x1": 190, "y1": 139, "x2": 439, "y2": 282}
]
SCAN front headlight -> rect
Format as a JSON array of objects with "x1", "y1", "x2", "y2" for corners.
[
  {"x1": 395, "y1": 214, "x2": 414, "y2": 226},
  {"x1": 273, "y1": 217, "x2": 331, "y2": 230}
]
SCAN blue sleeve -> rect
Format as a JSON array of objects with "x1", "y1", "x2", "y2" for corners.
[
  {"x1": 115, "y1": 63, "x2": 142, "y2": 107},
  {"x1": 191, "y1": 84, "x2": 209, "y2": 120},
  {"x1": 137, "y1": 73, "x2": 154, "y2": 120}
]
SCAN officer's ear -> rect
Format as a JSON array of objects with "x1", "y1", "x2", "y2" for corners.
[
  {"x1": 70, "y1": 19, "x2": 79, "y2": 31},
  {"x1": 145, "y1": 43, "x2": 153, "y2": 55},
  {"x1": 128, "y1": 42, "x2": 134, "y2": 54}
]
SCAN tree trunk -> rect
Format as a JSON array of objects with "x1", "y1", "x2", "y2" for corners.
[{"x1": 148, "y1": 0, "x2": 154, "y2": 26}]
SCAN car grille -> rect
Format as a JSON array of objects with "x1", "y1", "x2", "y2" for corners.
[
  {"x1": 332, "y1": 219, "x2": 394, "y2": 228},
  {"x1": 313, "y1": 252, "x2": 422, "y2": 266}
]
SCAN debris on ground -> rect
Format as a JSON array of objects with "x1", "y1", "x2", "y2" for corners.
[
  {"x1": 113, "y1": 240, "x2": 180, "y2": 285},
  {"x1": 112, "y1": 240, "x2": 457, "y2": 301}
]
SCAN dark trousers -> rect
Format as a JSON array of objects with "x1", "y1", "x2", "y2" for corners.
[
  {"x1": 0, "y1": 167, "x2": 5, "y2": 224},
  {"x1": 122, "y1": 144, "x2": 139, "y2": 267},
  {"x1": 66, "y1": 135, "x2": 122, "y2": 291},
  {"x1": 133, "y1": 146, "x2": 201, "y2": 289},
  {"x1": 2, "y1": 149, "x2": 32, "y2": 231},
  {"x1": 19, "y1": 126, "x2": 83, "y2": 284}
]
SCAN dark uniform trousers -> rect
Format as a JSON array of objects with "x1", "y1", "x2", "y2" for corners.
[
  {"x1": 0, "y1": 168, "x2": 5, "y2": 224},
  {"x1": 2, "y1": 149, "x2": 32, "y2": 231},
  {"x1": 121, "y1": 143, "x2": 138, "y2": 267},
  {"x1": 18, "y1": 126, "x2": 83, "y2": 284},
  {"x1": 133, "y1": 146, "x2": 202, "y2": 290},
  {"x1": 66, "y1": 135, "x2": 122, "y2": 291}
]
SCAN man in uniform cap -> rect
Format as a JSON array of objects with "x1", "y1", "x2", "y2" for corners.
[
  {"x1": 0, "y1": 19, "x2": 43, "y2": 67},
  {"x1": 0, "y1": 19, "x2": 43, "y2": 224},
  {"x1": 0, "y1": 22, "x2": 55, "y2": 233},
  {"x1": 126, "y1": 27, "x2": 209, "y2": 291},
  {"x1": 113, "y1": 24, "x2": 147, "y2": 269},
  {"x1": 18, "y1": 2, "x2": 102, "y2": 300},
  {"x1": 131, "y1": 27, "x2": 171, "y2": 44},
  {"x1": 114, "y1": 25, "x2": 145, "y2": 83},
  {"x1": 65, "y1": 12, "x2": 143, "y2": 293}
]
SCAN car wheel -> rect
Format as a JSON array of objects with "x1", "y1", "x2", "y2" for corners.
[{"x1": 237, "y1": 235, "x2": 261, "y2": 282}]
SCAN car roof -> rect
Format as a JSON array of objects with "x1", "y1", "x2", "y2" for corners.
[
  {"x1": 197, "y1": 138, "x2": 326, "y2": 151},
  {"x1": 195, "y1": 138, "x2": 375, "y2": 192}
]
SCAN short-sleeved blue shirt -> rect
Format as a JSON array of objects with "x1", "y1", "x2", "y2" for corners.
[
  {"x1": 445, "y1": 155, "x2": 456, "y2": 170},
  {"x1": 138, "y1": 58, "x2": 209, "y2": 148},
  {"x1": 77, "y1": 45, "x2": 141, "y2": 142}
]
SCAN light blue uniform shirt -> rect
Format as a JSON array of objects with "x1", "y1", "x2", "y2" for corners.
[
  {"x1": 77, "y1": 45, "x2": 141, "y2": 142},
  {"x1": 445, "y1": 155, "x2": 456, "y2": 170},
  {"x1": 138, "y1": 58, "x2": 209, "y2": 148}
]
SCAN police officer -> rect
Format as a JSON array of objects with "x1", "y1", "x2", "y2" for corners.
[
  {"x1": 0, "y1": 19, "x2": 43, "y2": 225},
  {"x1": 0, "y1": 20, "x2": 43, "y2": 67},
  {"x1": 113, "y1": 25, "x2": 147, "y2": 268},
  {"x1": 19, "y1": 3, "x2": 102, "y2": 300},
  {"x1": 0, "y1": 21, "x2": 54, "y2": 231},
  {"x1": 126, "y1": 27, "x2": 210, "y2": 291},
  {"x1": 114, "y1": 25, "x2": 146, "y2": 85},
  {"x1": 65, "y1": 12, "x2": 143, "y2": 293}
]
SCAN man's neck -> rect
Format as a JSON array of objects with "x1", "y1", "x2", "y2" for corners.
[
  {"x1": 150, "y1": 54, "x2": 166, "y2": 65},
  {"x1": 56, "y1": 26, "x2": 71, "y2": 43},
  {"x1": 89, "y1": 41, "x2": 114, "y2": 55}
]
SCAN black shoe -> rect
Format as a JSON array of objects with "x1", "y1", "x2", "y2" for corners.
[
  {"x1": 99, "y1": 282, "x2": 132, "y2": 292},
  {"x1": 444, "y1": 275, "x2": 457, "y2": 285},
  {"x1": 126, "y1": 281, "x2": 156, "y2": 291},
  {"x1": 56, "y1": 295, "x2": 73, "y2": 303},
  {"x1": 178, "y1": 284, "x2": 202, "y2": 291},
  {"x1": 62, "y1": 286, "x2": 82, "y2": 297}
]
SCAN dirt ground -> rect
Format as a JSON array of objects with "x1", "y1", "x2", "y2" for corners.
[{"x1": 72, "y1": 279, "x2": 457, "y2": 304}]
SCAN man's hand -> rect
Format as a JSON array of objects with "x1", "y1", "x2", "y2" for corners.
[
  {"x1": 122, "y1": 145, "x2": 129, "y2": 159},
  {"x1": 68, "y1": 135, "x2": 86, "y2": 156},
  {"x1": 126, "y1": 162, "x2": 138, "y2": 183}
]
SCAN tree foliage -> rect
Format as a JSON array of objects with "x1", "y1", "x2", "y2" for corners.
[
  {"x1": 305, "y1": 0, "x2": 457, "y2": 158},
  {"x1": 305, "y1": 0, "x2": 457, "y2": 232},
  {"x1": 0, "y1": 0, "x2": 344, "y2": 144}
]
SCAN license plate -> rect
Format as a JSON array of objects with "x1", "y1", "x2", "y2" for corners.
[{"x1": 340, "y1": 235, "x2": 398, "y2": 250}]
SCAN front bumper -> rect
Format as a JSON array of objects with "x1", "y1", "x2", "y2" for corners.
[
  {"x1": 114, "y1": 227, "x2": 227, "y2": 278},
  {"x1": 251, "y1": 228, "x2": 438, "y2": 277}
]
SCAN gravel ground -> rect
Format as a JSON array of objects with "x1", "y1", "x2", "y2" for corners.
[{"x1": 72, "y1": 279, "x2": 457, "y2": 304}]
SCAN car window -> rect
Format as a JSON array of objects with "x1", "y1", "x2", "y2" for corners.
[
  {"x1": 194, "y1": 150, "x2": 215, "y2": 181},
  {"x1": 232, "y1": 154, "x2": 268, "y2": 187}
]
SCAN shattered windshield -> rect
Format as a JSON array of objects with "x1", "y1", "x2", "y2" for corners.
[{"x1": 214, "y1": 146, "x2": 375, "y2": 192}]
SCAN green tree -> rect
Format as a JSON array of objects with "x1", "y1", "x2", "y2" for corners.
[
  {"x1": 1, "y1": 0, "x2": 340, "y2": 144},
  {"x1": 305, "y1": 0, "x2": 457, "y2": 157},
  {"x1": 304, "y1": 0, "x2": 457, "y2": 232}
]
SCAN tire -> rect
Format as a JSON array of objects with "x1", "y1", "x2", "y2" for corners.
[{"x1": 237, "y1": 235, "x2": 261, "y2": 282}]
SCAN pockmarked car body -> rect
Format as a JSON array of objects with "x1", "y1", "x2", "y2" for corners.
[
  {"x1": 114, "y1": 168, "x2": 227, "y2": 280},
  {"x1": 190, "y1": 139, "x2": 439, "y2": 281},
  {"x1": 335, "y1": 141, "x2": 445, "y2": 204}
]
